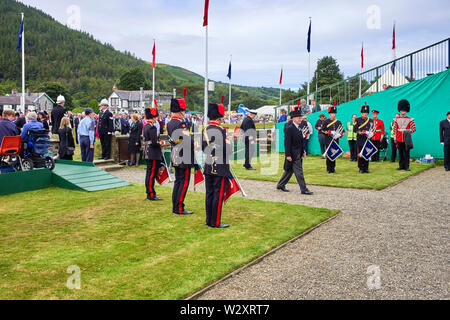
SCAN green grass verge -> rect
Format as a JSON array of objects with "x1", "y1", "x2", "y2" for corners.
[
  {"x1": 231, "y1": 154, "x2": 436, "y2": 190},
  {"x1": 0, "y1": 185, "x2": 337, "y2": 300}
]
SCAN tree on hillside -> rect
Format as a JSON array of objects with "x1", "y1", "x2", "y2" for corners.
[
  {"x1": 311, "y1": 56, "x2": 344, "y2": 90},
  {"x1": 38, "y1": 82, "x2": 74, "y2": 110},
  {"x1": 118, "y1": 68, "x2": 151, "y2": 91}
]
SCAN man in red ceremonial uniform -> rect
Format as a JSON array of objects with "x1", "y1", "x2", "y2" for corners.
[
  {"x1": 371, "y1": 110, "x2": 385, "y2": 162},
  {"x1": 393, "y1": 100, "x2": 416, "y2": 171}
]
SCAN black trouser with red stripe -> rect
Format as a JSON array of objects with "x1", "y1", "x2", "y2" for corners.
[
  {"x1": 172, "y1": 167, "x2": 192, "y2": 214},
  {"x1": 205, "y1": 175, "x2": 228, "y2": 227},
  {"x1": 372, "y1": 140, "x2": 381, "y2": 161},
  {"x1": 325, "y1": 142, "x2": 337, "y2": 172},
  {"x1": 145, "y1": 159, "x2": 161, "y2": 199}
]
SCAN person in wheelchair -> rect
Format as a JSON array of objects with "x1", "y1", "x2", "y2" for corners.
[{"x1": 20, "y1": 112, "x2": 44, "y2": 143}]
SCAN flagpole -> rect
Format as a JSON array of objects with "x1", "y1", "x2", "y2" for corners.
[
  {"x1": 152, "y1": 39, "x2": 155, "y2": 108},
  {"x1": 359, "y1": 42, "x2": 363, "y2": 98},
  {"x1": 228, "y1": 54, "x2": 232, "y2": 124},
  {"x1": 204, "y1": 25, "x2": 209, "y2": 126},
  {"x1": 279, "y1": 66, "x2": 282, "y2": 105},
  {"x1": 307, "y1": 17, "x2": 311, "y2": 105},
  {"x1": 21, "y1": 12, "x2": 25, "y2": 113}
]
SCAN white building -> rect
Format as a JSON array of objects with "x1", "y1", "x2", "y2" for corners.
[{"x1": 108, "y1": 87, "x2": 177, "y2": 112}]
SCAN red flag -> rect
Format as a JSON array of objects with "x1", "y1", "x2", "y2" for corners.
[
  {"x1": 152, "y1": 41, "x2": 156, "y2": 68},
  {"x1": 392, "y1": 23, "x2": 396, "y2": 50},
  {"x1": 361, "y1": 43, "x2": 364, "y2": 69},
  {"x1": 224, "y1": 175, "x2": 240, "y2": 203},
  {"x1": 194, "y1": 164, "x2": 205, "y2": 187},
  {"x1": 203, "y1": 0, "x2": 210, "y2": 27},
  {"x1": 279, "y1": 68, "x2": 283, "y2": 85},
  {"x1": 156, "y1": 166, "x2": 169, "y2": 185}
]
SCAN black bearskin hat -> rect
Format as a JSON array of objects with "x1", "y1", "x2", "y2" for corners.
[
  {"x1": 208, "y1": 95, "x2": 226, "y2": 120},
  {"x1": 398, "y1": 99, "x2": 410, "y2": 113}
]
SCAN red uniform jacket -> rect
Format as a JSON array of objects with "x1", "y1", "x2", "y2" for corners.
[
  {"x1": 393, "y1": 116, "x2": 416, "y2": 143},
  {"x1": 371, "y1": 119, "x2": 385, "y2": 141}
]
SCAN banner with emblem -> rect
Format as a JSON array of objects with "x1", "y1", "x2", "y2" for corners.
[
  {"x1": 359, "y1": 139, "x2": 378, "y2": 161},
  {"x1": 324, "y1": 140, "x2": 344, "y2": 162}
]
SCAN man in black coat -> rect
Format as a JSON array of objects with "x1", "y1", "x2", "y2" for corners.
[
  {"x1": 51, "y1": 95, "x2": 67, "y2": 135},
  {"x1": 97, "y1": 99, "x2": 114, "y2": 160},
  {"x1": 241, "y1": 110, "x2": 257, "y2": 170},
  {"x1": 144, "y1": 107, "x2": 163, "y2": 201},
  {"x1": 276, "y1": 108, "x2": 313, "y2": 195},
  {"x1": 167, "y1": 89, "x2": 195, "y2": 215},
  {"x1": 354, "y1": 103, "x2": 374, "y2": 174},
  {"x1": 440, "y1": 111, "x2": 450, "y2": 171},
  {"x1": 202, "y1": 97, "x2": 233, "y2": 229}
]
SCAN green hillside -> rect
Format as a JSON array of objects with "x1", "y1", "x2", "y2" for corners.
[{"x1": 0, "y1": 0, "x2": 279, "y2": 111}]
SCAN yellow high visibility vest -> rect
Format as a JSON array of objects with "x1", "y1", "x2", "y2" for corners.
[{"x1": 347, "y1": 122, "x2": 357, "y2": 141}]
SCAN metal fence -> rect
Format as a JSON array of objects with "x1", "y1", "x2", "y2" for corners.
[{"x1": 275, "y1": 38, "x2": 450, "y2": 118}]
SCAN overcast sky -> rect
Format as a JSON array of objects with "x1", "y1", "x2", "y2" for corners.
[{"x1": 19, "y1": 0, "x2": 450, "y2": 89}]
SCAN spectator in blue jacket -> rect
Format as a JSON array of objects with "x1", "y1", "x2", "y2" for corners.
[{"x1": 21, "y1": 112, "x2": 44, "y2": 142}]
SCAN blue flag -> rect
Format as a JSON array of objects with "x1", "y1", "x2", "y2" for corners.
[
  {"x1": 391, "y1": 61, "x2": 396, "y2": 75},
  {"x1": 307, "y1": 21, "x2": 311, "y2": 53},
  {"x1": 227, "y1": 61, "x2": 232, "y2": 80},
  {"x1": 359, "y1": 139, "x2": 378, "y2": 161},
  {"x1": 17, "y1": 19, "x2": 24, "y2": 53},
  {"x1": 325, "y1": 140, "x2": 343, "y2": 162}
]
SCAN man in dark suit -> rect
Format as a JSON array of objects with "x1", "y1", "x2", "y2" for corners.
[
  {"x1": 440, "y1": 111, "x2": 450, "y2": 171},
  {"x1": 276, "y1": 107, "x2": 313, "y2": 195},
  {"x1": 241, "y1": 110, "x2": 257, "y2": 170},
  {"x1": 97, "y1": 99, "x2": 114, "y2": 160},
  {"x1": 51, "y1": 95, "x2": 67, "y2": 135}
]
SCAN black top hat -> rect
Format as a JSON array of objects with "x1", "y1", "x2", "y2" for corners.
[
  {"x1": 361, "y1": 102, "x2": 370, "y2": 114},
  {"x1": 328, "y1": 101, "x2": 337, "y2": 114},
  {"x1": 145, "y1": 107, "x2": 158, "y2": 119},
  {"x1": 208, "y1": 95, "x2": 226, "y2": 120},
  {"x1": 398, "y1": 99, "x2": 410, "y2": 113},
  {"x1": 171, "y1": 88, "x2": 187, "y2": 113}
]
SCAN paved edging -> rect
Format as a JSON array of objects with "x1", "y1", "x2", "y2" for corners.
[{"x1": 184, "y1": 212, "x2": 341, "y2": 300}]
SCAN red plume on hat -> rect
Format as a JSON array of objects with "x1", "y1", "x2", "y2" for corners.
[
  {"x1": 328, "y1": 101, "x2": 337, "y2": 114},
  {"x1": 183, "y1": 88, "x2": 187, "y2": 98},
  {"x1": 361, "y1": 101, "x2": 370, "y2": 114}
]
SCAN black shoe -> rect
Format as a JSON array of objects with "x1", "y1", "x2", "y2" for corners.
[
  {"x1": 365, "y1": 170, "x2": 371, "y2": 174},
  {"x1": 277, "y1": 186, "x2": 290, "y2": 192},
  {"x1": 216, "y1": 224, "x2": 230, "y2": 229},
  {"x1": 173, "y1": 210, "x2": 194, "y2": 215},
  {"x1": 446, "y1": 168, "x2": 449, "y2": 172},
  {"x1": 396, "y1": 168, "x2": 403, "y2": 170},
  {"x1": 147, "y1": 196, "x2": 163, "y2": 201},
  {"x1": 245, "y1": 167, "x2": 256, "y2": 171},
  {"x1": 97, "y1": 157, "x2": 105, "y2": 160},
  {"x1": 327, "y1": 171, "x2": 331, "y2": 174},
  {"x1": 360, "y1": 170, "x2": 364, "y2": 174},
  {"x1": 301, "y1": 190, "x2": 314, "y2": 195}
]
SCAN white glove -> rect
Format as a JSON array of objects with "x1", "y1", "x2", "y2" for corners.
[
  {"x1": 442, "y1": 143, "x2": 445, "y2": 146},
  {"x1": 333, "y1": 133, "x2": 341, "y2": 140},
  {"x1": 366, "y1": 132, "x2": 374, "y2": 139},
  {"x1": 330, "y1": 131, "x2": 336, "y2": 136}
]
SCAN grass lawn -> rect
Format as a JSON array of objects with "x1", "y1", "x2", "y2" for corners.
[
  {"x1": 0, "y1": 185, "x2": 337, "y2": 300},
  {"x1": 231, "y1": 154, "x2": 436, "y2": 190}
]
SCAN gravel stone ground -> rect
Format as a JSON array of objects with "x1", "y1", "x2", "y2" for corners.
[{"x1": 112, "y1": 167, "x2": 449, "y2": 300}]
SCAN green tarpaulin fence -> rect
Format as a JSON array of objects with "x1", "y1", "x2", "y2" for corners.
[{"x1": 277, "y1": 69, "x2": 450, "y2": 159}]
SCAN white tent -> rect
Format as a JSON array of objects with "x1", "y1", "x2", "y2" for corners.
[
  {"x1": 255, "y1": 105, "x2": 281, "y2": 116},
  {"x1": 365, "y1": 66, "x2": 409, "y2": 94}
]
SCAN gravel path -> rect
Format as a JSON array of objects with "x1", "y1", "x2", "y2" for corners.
[{"x1": 112, "y1": 167, "x2": 449, "y2": 300}]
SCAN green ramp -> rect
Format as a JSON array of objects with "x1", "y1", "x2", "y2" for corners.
[{"x1": 52, "y1": 160, "x2": 130, "y2": 192}]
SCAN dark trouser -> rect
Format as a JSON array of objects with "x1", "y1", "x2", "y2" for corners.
[
  {"x1": 75, "y1": 126, "x2": 79, "y2": 144},
  {"x1": 99, "y1": 133, "x2": 112, "y2": 159},
  {"x1": 304, "y1": 140, "x2": 310, "y2": 154},
  {"x1": 277, "y1": 158, "x2": 308, "y2": 192},
  {"x1": 205, "y1": 175, "x2": 228, "y2": 227},
  {"x1": 391, "y1": 138, "x2": 397, "y2": 162},
  {"x1": 372, "y1": 140, "x2": 381, "y2": 161},
  {"x1": 319, "y1": 134, "x2": 326, "y2": 155},
  {"x1": 357, "y1": 145, "x2": 370, "y2": 172},
  {"x1": 244, "y1": 137, "x2": 255, "y2": 168},
  {"x1": 397, "y1": 142, "x2": 410, "y2": 170},
  {"x1": 348, "y1": 140, "x2": 357, "y2": 161},
  {"x1": 445, "y1": 141, "x2": 450, "y2": 170},
  {"x1": 146, "y1": 159, "x2": 160, "y2": 199},
  {"x1": 80, "y1": 136, "x2": 94, "y2": 163},
  {"x1": 173, "y1": 167, "x2": 192, "y2": 214}
]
